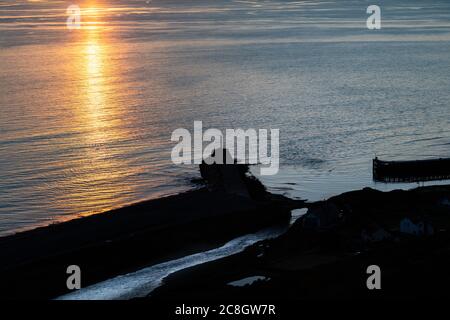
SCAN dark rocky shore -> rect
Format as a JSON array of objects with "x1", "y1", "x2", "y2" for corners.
[
  {"x1": 2, "y1": 146, "x2": 449, "y2": 301},
  {"x1": 149, "y1": 185, "x2": 450, "y2": 300},
  {"x1": 0, "y1": 159, "x2": 302, "y2": 300}
]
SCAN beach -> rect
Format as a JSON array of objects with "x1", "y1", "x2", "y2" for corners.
[
  {"x1": 3, "y1": 172, "x2": 449, "y2": 300},
  {"x1": 0, "y1": 168, "x2": 302, "y2": 299}
]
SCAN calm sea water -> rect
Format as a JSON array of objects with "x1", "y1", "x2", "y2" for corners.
[{"x1": 1, "y1": 0, "x2": 450, "y2": 236}]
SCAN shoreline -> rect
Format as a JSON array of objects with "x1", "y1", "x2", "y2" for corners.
[
  {"x1": 149, "y1": 184, "x2": 450, "y2": 300},
  {"x1": 0, "y1": 186, "x2": 198, "y2": 238},
  {"x1": 0, "y1": 178, "x2": 303, "y2": 299},
  {"x1": 58, "y1": 223, "x2": 292, "y2": 300},
  {"x1": 2, "y1": 155, "x2": 448, "y2": 300}
]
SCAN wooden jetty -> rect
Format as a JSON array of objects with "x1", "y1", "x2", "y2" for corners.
[{"x1": 373, "y1": 157, "x2": 450, "y2": 183}]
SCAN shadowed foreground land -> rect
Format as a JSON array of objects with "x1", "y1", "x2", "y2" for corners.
[
  {"x1": 2, "y1": 165, "x2": 449, "y2": 300},
  {"x1": 149, "y1": 185, "x2": 450, "y2": 300},
  {"x1": 0, "y1": 186, "x2": 301, "y2": 300}
]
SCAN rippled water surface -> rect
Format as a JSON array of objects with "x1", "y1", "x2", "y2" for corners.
[{"x1": 1, "y1": 0, "x2": 450, "y2": 235}]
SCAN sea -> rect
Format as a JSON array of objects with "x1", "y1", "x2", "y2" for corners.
[{"x1": 1, "y1": 0, "x2": 450, "y2": 236}]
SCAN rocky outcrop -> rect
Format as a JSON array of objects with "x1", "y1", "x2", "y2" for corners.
[{"x1": 199, "y1": 148, "x2": 267, "y2": 200}]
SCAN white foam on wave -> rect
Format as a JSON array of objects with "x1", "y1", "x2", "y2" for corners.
[{"x1": 57, "y1": 223, "x2": 291, "y2": 300}]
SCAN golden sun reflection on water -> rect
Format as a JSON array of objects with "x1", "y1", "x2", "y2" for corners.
[
  {"x1": 56, "y1": 28, "x2": 141, "y2": 218},
  {"x1": 84, "y1": 30, "x2": 109, "y2": 142}
]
